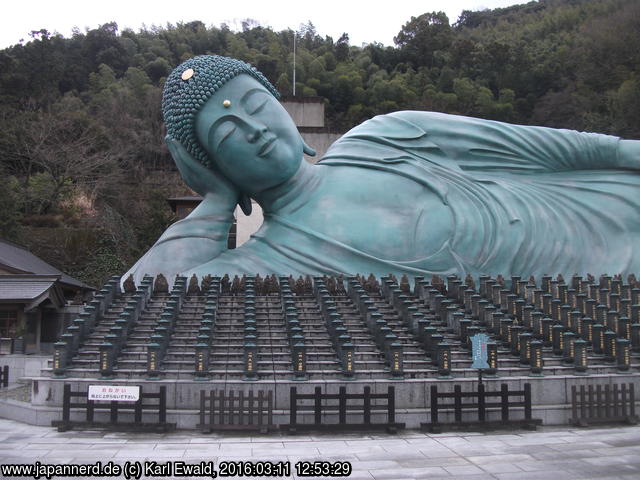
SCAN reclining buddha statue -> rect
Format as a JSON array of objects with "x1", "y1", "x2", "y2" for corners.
[{"x1": 124, "y1": 55, "x2": 640, "y2": 285}]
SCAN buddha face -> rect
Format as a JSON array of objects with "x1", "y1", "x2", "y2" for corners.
[{"x1": 194, "y1": 74, "x2": 303, "y2": 195}]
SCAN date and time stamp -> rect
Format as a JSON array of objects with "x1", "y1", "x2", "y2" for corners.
[{"x1": 1, "y1": 460, "x2": 353, "y2": 478}]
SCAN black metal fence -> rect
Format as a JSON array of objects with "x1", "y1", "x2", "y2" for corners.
[
  {"x1": 571, "y1": 383, "x2": 638, "y2": 426},
  {"x1": 51, "y1": 384, "x2": 175, "y2": 432},
  {"x1": 282, "y1": 386, "x2": 404, "y2": 433},
  {"x1": 423, "y1": 383, "x2": 542, "y2": 432},
  {"x1": 198, "y1": 389, "x2": 274, "y2": 433}
]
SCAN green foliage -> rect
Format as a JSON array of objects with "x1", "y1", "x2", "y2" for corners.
[
  {"x1": 66, "y1": 234, "x2": 129, "y2": 288},
  {"x1": 0, "y1": 173, "x2": 23, "y2": 241}
]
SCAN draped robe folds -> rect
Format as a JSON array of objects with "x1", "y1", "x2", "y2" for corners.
[
  {"x1": 209, "y1": 111, "x2": 640, "y2": 278},
  {"x1": 132, "y1": 111, "x2": 640, "y2": 282}
]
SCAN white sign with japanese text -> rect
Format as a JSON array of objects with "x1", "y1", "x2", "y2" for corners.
[{"x1": 88, "y1": 385, "x2": 140, "y2": 402}]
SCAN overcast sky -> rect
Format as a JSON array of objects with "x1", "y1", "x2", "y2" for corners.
[{"x1": 1, "y1": 0, "x2": 528, "y2": 49}]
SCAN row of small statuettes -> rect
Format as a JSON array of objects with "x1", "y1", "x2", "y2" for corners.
[{"x1": 120, "y1": 271, "x2": 640, "y2": 299}]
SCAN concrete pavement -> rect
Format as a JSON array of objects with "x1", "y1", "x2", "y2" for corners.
[{"x1": 0, "y1": 419, "x2": 639, "y2": 479}]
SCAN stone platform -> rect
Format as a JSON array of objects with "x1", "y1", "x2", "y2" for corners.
[{"x1": 5, "y1": 272, "x2": 639, "y2": 429}]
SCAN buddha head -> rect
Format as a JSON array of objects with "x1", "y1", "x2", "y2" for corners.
[{"x1": 163, "y1": 55, "x2": 306, "y2": 196}]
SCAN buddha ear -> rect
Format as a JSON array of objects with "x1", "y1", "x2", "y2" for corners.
[
  {"x1": 302, "y1": 140, "x2": 316, "y2": 157},
  {"x1": 239, "y1": 194, "x2": 252, "y2": 215},
  {"x1": 166, "y1": 136, "x2": 209, "y2": 195}
]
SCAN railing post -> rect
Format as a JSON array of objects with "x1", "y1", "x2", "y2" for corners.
[
  {"x1": 631, "y1": 323, "x2": 640, "y2": 352},
  {"x1": 147, "y1": 342, "x2": 160, "y2": 379},
  {"x1": 389, "y1": 342, "x2": 403, "y2": 379},
  {"x1": 194, "y1": 342, "x2": 210, "y2": 380},
  {"x1": 562, "y1": 332, "x2": 577, "y2": 364},
  {"x1": 604, "y1": 330, "x2": 617, "y2": 363},
  {"x1": 52, "y1": 342, "x2": 68, "y2": 378},
  {"x1": 99, "y1": 342, "x2": 114, "y2": 379},
  {"x1": 437, "y1": 342, "x2": 452, "y2": 378},
  {"x1": 341, "y1": 342, "x2": 355, "y2": 379},
  {"x1": 486, "y1": 342, "x2": 498, "y2": 376},
  {"x1": 292, "y1": 341, "x2": 307, "y2": 380},
  {"x1": 529, "y1": 340, "x2": 543, "y2": 376},
  {"x1": 552, "y1": 324, "x2": 565, "y2": 356},
  {"x1": 243, "y1": 341, "x2": 258, "y2": 380},
  {"x1": 616, "y1": 339, "x2": 631, "y2": 372},
  {"x1": 592, "y1": 324, "x2": 605, "y2": 355},
  {"x1": 519, "y1": 332, "x2": 533, "y2": 365},
  {"x1": 574, "y1": 339, "x2": 589, "y2": 375}
]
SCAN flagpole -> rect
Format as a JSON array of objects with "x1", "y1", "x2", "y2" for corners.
[{"x1": 293, "y1": 31, "x2": 296, "y2": 96}]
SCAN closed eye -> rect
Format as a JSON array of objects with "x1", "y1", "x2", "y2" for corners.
[
  {"x1": 216, "y1": 121, "x2": 236, "y2": 149},
  {"x1": 249, "y1": 98, "x2": 268, "y2": 115}
]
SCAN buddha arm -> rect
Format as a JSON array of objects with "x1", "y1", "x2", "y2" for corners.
[
  {"x1": 123, "y1": 193, "x2": 234, "y2": 284},
  {"x1": 389, "y1": 111, "x2": 638, "y2": 174}
]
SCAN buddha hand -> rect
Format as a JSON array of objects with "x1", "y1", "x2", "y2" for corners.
[{"x1": 166, "y1": 135, "x2": 240, "y2": 210}]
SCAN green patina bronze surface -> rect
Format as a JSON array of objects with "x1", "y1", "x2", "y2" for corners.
[{"x1": 125, "y1": 55, "x2": 640, "y2": 284}]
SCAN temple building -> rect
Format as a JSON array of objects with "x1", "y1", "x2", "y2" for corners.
[{"x1": 0, "y1": 239, "x2": 92, "y2": 354}]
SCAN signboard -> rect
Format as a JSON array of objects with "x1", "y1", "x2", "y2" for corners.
[
  {"x1": 88, "y1": 385, "x2": 140, "y2": 402},
  {"x1": 471, "y1": 333, "x2": 490, "y2": 369}
]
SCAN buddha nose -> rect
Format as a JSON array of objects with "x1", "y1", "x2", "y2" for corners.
[{"x1": 246, "y1": 119, "x2": 268, "y2": 143}]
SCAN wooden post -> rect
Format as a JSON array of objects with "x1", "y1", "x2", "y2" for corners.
[
  {"x1": 388, "y1": 386, "x2": 396, "y2": 425},
  {"x1": 109, "y1": 401, "x2": 118, "y2": 425},
  {"x1": 524, "y1": 383, "x2": 532, "y2": 420},
  {"x1": 364, "y1": 386, "x2": 371, "y2": 424},
  {"x1": 289, "y1": 387, "x2": 297, "y2": 426},
  {"x1": 314, "y1": 387, "x2": 322, "y2": 425},
  {"x1": 199, "y1": 391, "x2": 206, "y2": 430},
  {"x1": 134, "y1": 396, "x2": 143, "y2": 424},
  {"x1": 249, "y1": 390, "x2": 256, "y2": 427},
  {"x1": 159, "y1": 386, "x2": 167, "y2": 424},
  {"x1": 62, "y1": 384, "x2": 71, "y2": 425},
  {"x1": 338, "y1": 387, "x2": 346, "y2": 425},
  {"x1": 430, "y1": 385, "x2": 438, "y2": 425},
  {"x1": 501, "y1": 384, "x2": 509, "y2": 421},
  {"x1": 1, "y1": 365, "x2": 8, "y2": 387}
]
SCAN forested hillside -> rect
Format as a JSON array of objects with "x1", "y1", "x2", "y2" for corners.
[{"x1": 1, "y1": 0, "x2": 638, "y2": 286}]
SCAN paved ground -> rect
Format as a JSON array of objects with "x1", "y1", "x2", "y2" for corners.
[{"x1": 0, "y1": 418, "x2": 639, "y2": 480}]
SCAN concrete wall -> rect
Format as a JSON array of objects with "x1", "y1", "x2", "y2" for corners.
[
  {"x1": 281, "y1": 98, "x2": 325, "y2": 128},
  {"x1": 301, "y1": 132, "x2": 343, "y2": 162},
  {"x1": 17, "y1": 372, "x2": 640, "y2": 428},
  {"x1": 0, "y1": 354, "x2": 49, "y2": 383},
  {"x1": 235, "y1": 201, "x2": 264, "y2": 247}
]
